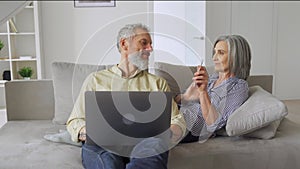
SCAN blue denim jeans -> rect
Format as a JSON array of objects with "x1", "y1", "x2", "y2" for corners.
[{"x1": 82, "y1": 138, "x2": 169, "y2": 169}]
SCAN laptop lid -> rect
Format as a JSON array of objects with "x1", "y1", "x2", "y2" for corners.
[{"x1": 85, "y1": 91, "x2": 172, "y2": 148}]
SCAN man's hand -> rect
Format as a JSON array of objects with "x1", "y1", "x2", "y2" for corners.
[
  {"x1": 181, "y1": 83, "x2": 201, "y2": 102},
  {"x1": 78, "y1": 127, "x2": 86, "y2": 141}
]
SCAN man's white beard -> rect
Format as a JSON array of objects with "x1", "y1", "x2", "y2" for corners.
[{"x1": 128, "y1": 51, "x2": 149, "y2": 70}]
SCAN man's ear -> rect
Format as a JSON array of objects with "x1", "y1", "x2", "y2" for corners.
[{"x1": 120, "y1": 38, "x2": 129, "y2": 52}]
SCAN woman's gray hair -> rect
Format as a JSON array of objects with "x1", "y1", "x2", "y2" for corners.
[
  {"x1": 116, "y1": 23, "x2": 150, "y2": 52},
  {"x1": 213, "y1": 35, "x2": 252, "y2": 80}
]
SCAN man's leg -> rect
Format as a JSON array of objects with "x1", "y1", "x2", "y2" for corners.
[
  {"x1": 126, "y1": 151, "x2": 169, "y2": 169},
  {"x1": 82, "y1": 143, "x2": 125, "y2": 169},
  {"x1": 126, "y1": 138, "x2": 169, "y2": 169}
]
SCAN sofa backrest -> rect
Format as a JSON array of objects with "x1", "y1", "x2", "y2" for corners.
[
  {"x1": 51, "y1": 62, "x2": 114, "y2": 124},
  {"x1": 153, "y1": 62, "x2": 273, "y2": 94},
  {"x1": 4, "y1": 61, "x2": 273, "y2": 122}
]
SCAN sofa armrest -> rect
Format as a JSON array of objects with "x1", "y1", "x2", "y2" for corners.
[{"x1": 5, "y1": 80, "x2": 54, "y2": 121}]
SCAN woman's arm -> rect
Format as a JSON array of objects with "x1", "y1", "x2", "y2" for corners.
[
  {"x1": 192, "y1": 66, "x2": 219, "y2": 125},
  {"x1": 198, "y1": 91, "x2": 219, "y2": 125}
]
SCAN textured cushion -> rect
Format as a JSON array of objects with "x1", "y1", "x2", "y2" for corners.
[
  {"x1": 51, "y1": 62, "x2": 111, "y2": 124},
  {"x1": 226, "y1": 85, "x2": 288, "y2": 137},
  {"x1": 0, "y1": 121, "x2": 82, "y2": 169}
]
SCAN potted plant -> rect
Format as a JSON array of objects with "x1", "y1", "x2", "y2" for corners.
[
  {"x1": 18, "y1": 66, "x2": 33, "y2": 80},
  {"x1": 0, "y1": 40, "x2": 4, "y2": 51},
  {"x1": 0, "y1": 40, "x2": 4, "y2": 59}
]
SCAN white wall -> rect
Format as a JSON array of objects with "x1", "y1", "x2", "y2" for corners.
[
  {"x1": 275, "y1": 2, "x2": 300, "y2": 100},
  {"x1": 206, "y1": 1, "x2": 300, "y2": 100},
  {"x1": 206, "y1": 1, "x2": 275, "y2": 75},
  {"x1": 40, "y1": 1, "x2": 206, "y2": 79},
  {"x1": 39, "y1": 1, "x2": 300, "y2": 100},
  {"x1": 153, "y1": 1, "x2": 205, "y2": 66},
  {"x1": 40, "y1": 1, "x2": 153, "y2": 78},
  {"x1": 205, "y1": 1, "x2": 232, "y2": 67},
  {"x1": 153, "y1": 1, "x2": 187, "y2": 65}
]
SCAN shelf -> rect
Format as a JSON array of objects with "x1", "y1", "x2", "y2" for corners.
[
  {"x1": 0, "y1": 59, "x2": 10, "y2": 62},
  {"x1": 9, "y1": 79, "x2": 36, "y2": 81},
  {"x1": 1, "y1": 32, "x2": 35, "y2": 36},
  {"x1": 11, "y1": 58, "x2": 37, "y2": 62},
  {"x1": 9, "y1": 32, "x2": 35, "y2": 36},
  {"x1": 25, "y1": 6, "x2": 34, "y2": 9},
  {"x1": 25, "y1": 2, "x2": 34, "y2": 9},
  {"x1": 0, "y1": 1, "x2": 41, "y2": 109},
  {"x1": 0, "y1": 58, "x2": 37, "y2": 62}
]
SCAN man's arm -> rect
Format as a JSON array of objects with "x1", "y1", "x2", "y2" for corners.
[
  {"x1": 157, "y1": 77, "x2": 187, "y2": 143},
  {"x1": 66, "y1": 74, "x2": 95, "y2": 142},
  {"x1": 168, "y1": 89, "x2": 187, "y2": 142}
]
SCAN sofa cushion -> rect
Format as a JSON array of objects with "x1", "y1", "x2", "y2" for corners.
[
  {"x1": 0, "y1": 121, "x2": 82, "y2": 169},
  {"x1": 51, "y1": 62, "x2": 112, "y2": 124},
  {"x1": 226, "y1": 85, "x2": 288, "y2": 137}
]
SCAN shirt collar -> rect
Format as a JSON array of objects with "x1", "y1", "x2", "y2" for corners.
[
  {"x1": 110, "y1": 65, "x2": 143, "y2": 79},
  {"x1": 208, "y1": 73, "x2": 239, "y2": 97}
]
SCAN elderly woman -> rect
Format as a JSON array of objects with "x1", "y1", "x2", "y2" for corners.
[{"x1": 175, "y1": 35, "x2": 252, "y2": 143}]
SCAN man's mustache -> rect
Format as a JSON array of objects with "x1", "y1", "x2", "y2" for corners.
[{"x1": 140, "y1": 50, "x2": 151, "y2": 58}]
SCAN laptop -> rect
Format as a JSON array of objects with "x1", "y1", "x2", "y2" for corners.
[{"x1": 85, "y1": 91, "x2": 173, "y2": 147}]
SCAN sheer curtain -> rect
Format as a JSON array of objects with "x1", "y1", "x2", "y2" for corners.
[{"x1": 0, "y1": 1, "x2": 30, "y2": 25}]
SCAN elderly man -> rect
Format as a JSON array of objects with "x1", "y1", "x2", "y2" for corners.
[{"x1": 66, "y1": 23, "x2": 186, "y2": 169}]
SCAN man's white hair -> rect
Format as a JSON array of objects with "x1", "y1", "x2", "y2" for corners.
[{"x1": 116, "y1": 23, "x2": 150, "y2": 52}]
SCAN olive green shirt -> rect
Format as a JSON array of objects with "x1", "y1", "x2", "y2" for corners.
[{"x1": 66, "y1": 65, "x2": 186, "y2": 142}]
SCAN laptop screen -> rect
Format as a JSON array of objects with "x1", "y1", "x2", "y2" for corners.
[{"x1": 85, "y1": 91, "x2": 172, "y2": 147}]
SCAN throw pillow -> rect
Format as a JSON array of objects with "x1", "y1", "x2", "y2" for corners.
[
  {"x1": 51, "y1": 62, "x2": 110, "y2": 124},
  {"x1": 243, "y1": 119, "x2": 282, "y2": 139},
  {"x1": 226, "y1": 85, "x2": 288, "y2": 137}
]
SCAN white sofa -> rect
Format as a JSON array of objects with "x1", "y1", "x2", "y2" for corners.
[{"x1": 0, "y1": 62, "x2": 299, "y2": 169}]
